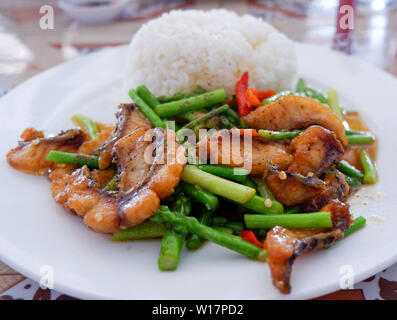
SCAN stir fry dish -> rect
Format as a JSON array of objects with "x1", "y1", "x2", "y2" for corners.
[{"x1": 6, "y1": 74, "x2": 377, "y2": 294}]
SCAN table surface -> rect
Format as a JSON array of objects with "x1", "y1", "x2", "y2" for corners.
[{"x1": 1, "y1": 0, "x2": 397, "y2": 300}]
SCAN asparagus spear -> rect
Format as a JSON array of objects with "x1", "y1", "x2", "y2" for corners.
[
  {"x1": 154, "y1": 89, "x2": 227, "y2": 117},
  {"x1": 197, "y1": 165, "x2": 249, "y2": 184},
  {"x1": 111, "y1": 221, "x2": 166, "y2": 241},
  {"x1": 344, "y1": 175, "x2": 362, "y2": 187},
  {"x1": 129, "y1": 89, "x2": 165, "y2": 128},
  {"x1": 180, "y1": 182, "x2": 219, "y2": 211},
  {"x1": 151, "y1": 206, "x2": 267, "y2": 261},
  {"x1": 186, "y1": 206, "x2": 215, "y2": 250},
  {"x1": 71, "y1": 114, "x2": 98, "y2": 139},
  {"x1": 158, "y1": 196, "x2": 192, "y2": 271},
  {"x1": 182, "y1": 165, "x2": 256, "y2": 204},
  {"x1": 251, "y1": 177, "x2": 275, "y2": 200},
  {"x1": 347, "y1": 134, "x2": 375, "y2": 145},
  {"x1": 338, "y1": 160, "x2": 364, "y2": 180},
  {"x1": 244, "y1": 212, "x2": 332, "y2": 229},
  {"x1": 344, "y1": 216, "x2": 366, "y2": 237},
  {"x1": 258, "y1": 129, "x2": 302, "y2": 140},
  {"x1": 360, "y1": 150, "x2": 377, "y2": 184},
  {"x1": 241, "y1": 195, "x2": 284, "y2": 215},
  {"x1": 326, "y1": 89, "x2": 344, "y2": 122},
  {"x1": 261, "y1": 91, "x2": 292, "y2": 106},
  {"x1": 136, "y1": 85, "x2": 160, "y2": 109},
  {"x1": 46, "y1": 150, "x2": 100, "y2": 168}
]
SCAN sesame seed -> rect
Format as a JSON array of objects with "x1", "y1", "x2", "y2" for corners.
[
  {"x1": 264, "y1": 198, "x2": 273, "y2": 208},
  {"x1": 278, "y1": 171, "x2": 287, "y2": 180},
  {"x1": 307, "y1": 172, "x2": 314, "y2": 177}
]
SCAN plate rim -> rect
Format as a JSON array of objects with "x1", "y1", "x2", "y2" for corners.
[{"x1": 0, "y1": 43, "x2": 396, "y2": 300}]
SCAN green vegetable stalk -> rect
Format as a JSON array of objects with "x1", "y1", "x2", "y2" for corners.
[
  {"x1": 245, "y1": 212, "x2": 332, "y2": 229},
  {"x1": 129, "y1": 89, "x2": 165, "y2": 128},
  {"x1": 154, "y1": 89, "x2": 227, "y2": 117},
  {"x1": 72, "y1": 114, "x2": 98, "y2": 139},
  {"x1": 182, "y1": 165, "x2": 256, "y2": 204},
  {"x1": 158, "y1": 196, "x2": 192, "y2": 271},
  {"x1": 151, "y1": 206, "x2": 267, "y2": 261},
  {"x1": 46, "y1": 151, "x2": 100, "y2": 169}
]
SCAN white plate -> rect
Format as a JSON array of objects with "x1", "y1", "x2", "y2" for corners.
[{"x1": 0, "y1": 44, "x2": 396, "y2": 300}]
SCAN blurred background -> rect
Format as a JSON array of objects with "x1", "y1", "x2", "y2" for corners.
[
  {"x1": 0, "y1": 0, "x2": 397, "y2": 300},
  {"x1": 0, "y1": 0, "x2": 396, "y2": 91}
]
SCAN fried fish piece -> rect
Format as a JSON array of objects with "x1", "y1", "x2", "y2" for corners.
[
  {"x1": 242, "y1": 96, "x2": 347, "y2": 146},
  {"x1": 50, "y1": 128, "x2": 185, "y2": 233},
  {"x1": 197, "y1": 129, "x2": 293, "y2": 176},
  {"x1": 7, "y1": 128, "x2": 85, "y2": 175},
  {"x1": 98, "y1": 104, "x2": 152, "y2": 169},
  {"x1": 264, "y1": 200, "x2": 352, "y2": 294}
]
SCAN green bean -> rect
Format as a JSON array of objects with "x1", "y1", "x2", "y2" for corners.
[
  {"x1": 182, "y1": 165, "x2": 256, "y2": 204},
  {"x1": 241, "y1": 195, "x2": 284, "y2": 215},
  {"x1": 72, "y1": 114, "x2": 98, "y2": 139},
  {"x1": 345, "y1": 216, "x2": 366, "y2": 237},
  {"x1": 347, "y1": 134, "x2": 375, "y2": 145},
  {"x1": 338, "y1": 160, "x2": 364, "y2": 180},
  {"x1": 154, "y1": 89, "x2": 227, "y2": 117},
  {"x1": 245, "y1": 212, "x2": 332, "y2": 229},
  {"x1": 111, "y1": 221, "x2": 166, "y2": 241},
  {"x1": 152, "y1": 206, "x2": 267, "y2": 260},
  {"x1": 197, "y1": 165, "x2": 248, "y2": 184},
  {"x1": 326, "y1": 89, "x2": 344, "y2": 122},
  {"x1": 261, "y1": 91, "x2": 292, "y2": 106},
  {"x1": 180, "y1": 182, "x2": 219, "y2": 211},
  {"x1": 129, "y1": 89, "x2": 165, "y2": 128},
  {"x1": 258, "y1": 129, "x2": 302, "y2": 140},
  {"x1": 360, "y1": 150, "x2": 377, "y2": 184},
  {"x1": 46, "y1": 151, "x2": 99, "y2": 168},
  {"x1": 136, "y1": 85, "x2": 160, "y2": 109}
]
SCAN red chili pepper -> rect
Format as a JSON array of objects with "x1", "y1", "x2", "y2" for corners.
[
  {"x1": 250, "y1": 88, "x2": 277, "y2": 102},
  {"x1": 245, "y1": 88, "x2": 261, "y2": 107},
  {"x1": 239, "y1": 230, "x2": 263, "y2": 248},
  {"x1": 235, "y1": 72, "x2": 250, "y2": 117},
  {"x1": 234, "y1": 129, "x2": 259, "y2": 137}
]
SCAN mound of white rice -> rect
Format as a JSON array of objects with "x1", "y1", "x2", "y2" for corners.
[{"x1": 123, "y1": 9, "x2": 296, "y2": 97}]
